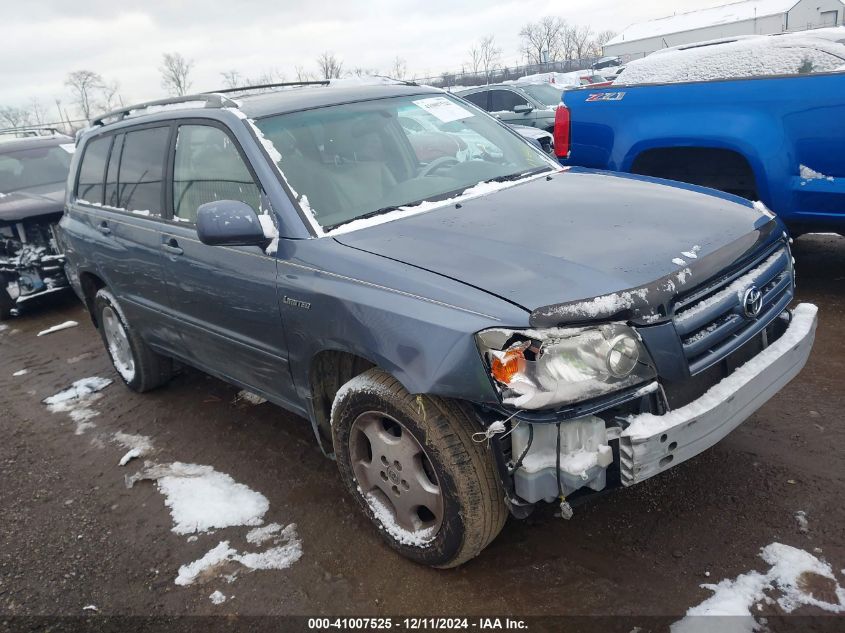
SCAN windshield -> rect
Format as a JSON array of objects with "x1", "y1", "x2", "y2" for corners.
[
  {"x1": 254, "y1": 93, "x2": 552, "y2": 232},
  {"x1": 519, "y1": 84, "x2": 564, "y2": 106},
  {"x1": 0, "y1": 144, "x2": 72, "y2": 193}
]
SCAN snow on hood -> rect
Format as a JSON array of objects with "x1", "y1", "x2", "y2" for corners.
[
  {"x1": 619, "y1": 28, "x2": 845, "y2": 85},
  {"x1": 334, "y1": 169, "x2": 775, "y2": 319}
]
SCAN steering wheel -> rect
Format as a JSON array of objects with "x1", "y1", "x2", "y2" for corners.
[{"x1": 419, "y1": 156, "x2": 460, "y2": 177}]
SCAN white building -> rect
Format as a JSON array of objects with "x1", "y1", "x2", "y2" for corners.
[{"x1": 604, "y1": 0, "x2": 845, "y2": 59}]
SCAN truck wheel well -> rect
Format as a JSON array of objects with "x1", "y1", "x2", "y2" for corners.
[
  {"x1": 631, "y1": 148, "x2": 758, "y2": 200},
  {"x1": 309, "y1": 350, "x2": 376, "y2": 445},
  {"x1": 79, "y1": 272, "x2": 106, "y2": 325}
]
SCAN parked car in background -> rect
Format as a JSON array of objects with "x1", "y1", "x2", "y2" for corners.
[
  {"x1": 557, "y1": 28, "x2": 845, "y2": 235},
  {"x1": 457, "y1": 82, "x2": 563, "y2": 131},
  {"x1": 61, "y1": 83, "x2": 817, "y2": 567},
  {"x1": 0, "y1": 131, "x2": 74, "y2": 318},
  {"x1": 510, "y1": 124, "x2": 554, "y2": 154}
]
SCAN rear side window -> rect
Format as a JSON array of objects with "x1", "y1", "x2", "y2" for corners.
[
  {"x1": 76, "y1": 136, "x2": 111, "y2": 203},
  {"x1": 118, "y1": 127, "x2": 170, "y2": 215},
  {"x1": 489, "y1": 90, "x2": 529, "y2": 112},
  {"x1": 462, "y1": 91, "x2": 488, "y2": 110},
  {"x1": 172, "y1": 125, "x2": 261, "y2": 224}
]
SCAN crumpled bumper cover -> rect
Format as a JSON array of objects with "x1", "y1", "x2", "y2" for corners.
[{"x1": 619, "y1": 303, "x2": 818, "y2": 487}]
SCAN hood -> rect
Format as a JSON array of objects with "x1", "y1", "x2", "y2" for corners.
[
  {"x1": 334, "y1": 169, "x2": 780, "y2": 324},
  {"x1": 0, "y1": 186, "x2": 64, "y2": 223}
]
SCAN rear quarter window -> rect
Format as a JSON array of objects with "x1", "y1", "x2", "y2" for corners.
[{"x1": 76, "y1": 136, "x2": 112, "y2": 203}]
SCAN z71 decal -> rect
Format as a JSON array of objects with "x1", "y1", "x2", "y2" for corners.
[{"x1": 586, "y1": 92, "x2": 626, "y2": 102}]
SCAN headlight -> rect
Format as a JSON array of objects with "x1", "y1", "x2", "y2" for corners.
[{"x1": 476, "y1": 324, "x2": 656, "y2": 410}]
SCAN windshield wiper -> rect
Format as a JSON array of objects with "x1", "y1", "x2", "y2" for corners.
[
  {"x1": 326, "y1": 200, "x2": 427, "y2": 232},
  {"x1": 485, "y1": 166, "x2": 552, "y2": 184}
]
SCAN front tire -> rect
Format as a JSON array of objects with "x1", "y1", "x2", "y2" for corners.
[
  {"x1": 332, "y1": 368, "x2": 507, "y2": 567},
  {"x1": 94, "y1": 288, "x2": 172, "y2": 392}
]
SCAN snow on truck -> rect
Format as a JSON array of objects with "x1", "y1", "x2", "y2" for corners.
[{"x1": 556, "y1": 28, "x2": 845, "y2": 236}]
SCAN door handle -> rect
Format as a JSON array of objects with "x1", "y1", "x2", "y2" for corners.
[
  {"x1": 162, "y1": 237, "x2": 183, "y2": 256},
  {"x1": 97, "y1": 221, "x2": 111, "y2": 235}
]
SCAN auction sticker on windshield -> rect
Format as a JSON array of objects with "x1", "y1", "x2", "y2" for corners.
[{"x1": 412, "y1": 97, "x2": 474, "y2": 123}]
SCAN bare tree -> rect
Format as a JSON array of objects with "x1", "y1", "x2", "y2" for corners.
[
  {"x1": 572, "y1": 25, "x2": 594, "y2": 63},
  {"x1": 221, "y1": 69, "x2": 243, "y2": 89},
  {"x1": 101, "y1": 79, "x2": 123, "y2": 111},
  {"x1": 467, "y1": 44, "x2": 482, "y2": 75},
  {"x1": 478, "y1": 35, "x2": 502, "y2": 83},
  {"x1": 160, "y1": 52, "x2": 194, "y2": 96},
  {"x1": 592, "y1": 30, "x2": 618, "y2": 57},
  {"x1": 295, "y1": 65, "x2": 313, "y2": 82},
  {"x1": 520, "y1": 17, "x2": 566, "y2": 65},
  {"x1": 65, "y1": 70, "x2": 104, "y2": 120},
  {"x1": 0, "y1": 106, "x2": 33, "y2": 129},
  {"x1": 29, "y1": 98, "x2": 46, "y2": 126},
  {"x1": 316, "y1": 51, "x2": 343, "y2": 80},
  {"x1": 391, "y1": 56, "x2": 407, "y2": 79}
]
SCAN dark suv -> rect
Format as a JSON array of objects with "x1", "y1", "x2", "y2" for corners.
[
  {"x1": 1, "y1": 131, "x2": 74, "y2": 318},
  {"x1": 60, "y1": 83, "x2": 817, "y2": 567}
]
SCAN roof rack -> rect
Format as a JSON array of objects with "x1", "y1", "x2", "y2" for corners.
[
  {"x1": 214, "y1": 80, "x2": 330, "y2": 94},
  {"x1": 90, "y1": 93, "x2": 240, "y2": 127}
]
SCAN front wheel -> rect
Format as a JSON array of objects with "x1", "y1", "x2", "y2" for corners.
[
  {"x1": 94, "y1": 288, "x2": 172, "y2": 392},
  {"x1": 332, "y1": 368, "x2": 507, "y2": 567}
]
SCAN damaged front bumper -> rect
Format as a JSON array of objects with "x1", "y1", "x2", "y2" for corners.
[
  {"x1": 618, "y1": 302, "x2": 817, "y2": 486},
  {"x1": 504, "y1": 303, "x2": 817, "y2": 505}
]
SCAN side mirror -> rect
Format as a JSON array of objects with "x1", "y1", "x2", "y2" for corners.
[
  {"x1": 513, "y1": 104, "x2": 533, "y2": 114},
  {"x1": 196, "y1": 200, "x2": 268, "y2": 247}
]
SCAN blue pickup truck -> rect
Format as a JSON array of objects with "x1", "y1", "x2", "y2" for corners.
[{"x1": 556, "y1": 31, "x2": 845, "y2": 235}]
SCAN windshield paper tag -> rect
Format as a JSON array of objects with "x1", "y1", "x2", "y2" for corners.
[{"x1": 412, "y1": 97, "x2": 473, "y2": 123}]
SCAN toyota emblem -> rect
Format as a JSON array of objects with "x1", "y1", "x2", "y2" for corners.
[{"x1": 742, "y1": 286, "x2": 763, "y2": 318}]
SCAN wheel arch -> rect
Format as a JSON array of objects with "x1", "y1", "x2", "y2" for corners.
[{"x1": 624, "y1": 142, "x2": 767, "y2": 201}]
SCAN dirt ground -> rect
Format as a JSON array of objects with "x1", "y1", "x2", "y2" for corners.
[{"x1": 0, "y1": 234, "x2": 843, "y2": 628}]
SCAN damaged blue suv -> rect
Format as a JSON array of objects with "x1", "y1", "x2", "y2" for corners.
[{"x1": 60, "y1": 82, "x2": 817, "y2": 567}]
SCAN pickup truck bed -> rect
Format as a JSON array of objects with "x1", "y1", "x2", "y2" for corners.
[{"x1": 559, "y1": 72, "x2": 845, "y2": 235}]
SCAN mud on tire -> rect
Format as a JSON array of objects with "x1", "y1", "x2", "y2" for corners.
[
  {"x1": 94, "y1": 288, "x2": 173, "y2": 392},
  {"x1": 332, "y1": 368, "x2": 507, "y2": 568}
]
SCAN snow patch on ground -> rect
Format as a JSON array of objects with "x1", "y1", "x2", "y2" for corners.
[
  {"x1": 795, "y1": 510, "x2": 809, "y2": 534},
  {"x1": 625, "y1": 304, "x2": 817, "y2": 441},
  {"x1": 127, "y1": 462, "x2": 270, "y2": 535},
  {"x1": 12, "y1": 369, "x2": 28, "y2": 376},
  {"x1": 113, "y1": 432, "x2": 154, "y2": 455},
  {"x1": 209, "y1": 590, "x2": 226, "y2": 605},
  {"x1": 246, "y1": 523, "x2": 284, "y2": 545},
  {"x1": 37, "y1": 320, "x2": 79, "y2": 337},
  {"x1": 176, "y1": 524, "x2": 302, "y2": 586},
  {"x1": 43, "y1": 377, "x2": 113, "y2": 434},
  {"x1": 671, "y1": 542, "x2": 845, "y2": 632}
]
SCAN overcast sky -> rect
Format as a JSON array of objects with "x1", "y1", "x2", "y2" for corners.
[{"x1": 3, "y1": 0, "x2": 729, "y2": 119}]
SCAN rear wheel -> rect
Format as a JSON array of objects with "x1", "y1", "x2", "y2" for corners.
[
  {"x1": 94, "y1": 288, "x2": 172, "y2": 392},
  {"x1": 332, "y1": 368, "x2": 507, "y2": 567}
]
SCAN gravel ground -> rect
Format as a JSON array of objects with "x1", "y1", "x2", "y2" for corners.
[{"x1": 0, "y1": 234, "x2": 842, "y2": 629}]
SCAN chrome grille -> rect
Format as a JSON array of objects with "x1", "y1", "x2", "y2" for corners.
[{"x1": 672, "y1": 242, "x2": 793, "y2": 375}]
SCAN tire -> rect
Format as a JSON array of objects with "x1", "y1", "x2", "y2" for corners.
[
  {"x1": 332, "y1": 368, "x2": 507, "y2": 568},
  {"x1": 94, "y1": 288, "x2": 172, "y2": 392}
]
